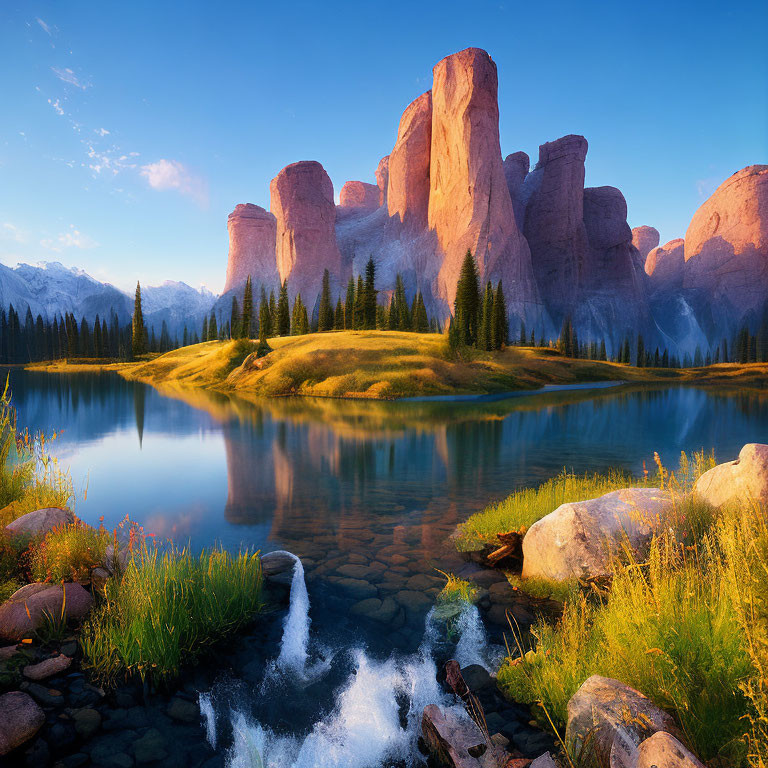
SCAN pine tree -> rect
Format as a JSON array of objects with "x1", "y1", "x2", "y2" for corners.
[
  {"x1": 202, "y1": 315, "x2": 208, "y2": 344},
  {"x1": 392, "y1": 274, "x2": 410, "y2": 330},
  {"x1": 519, "y1": 320, "x2": 527, "y2": 347},
  {"x1": 636, "y1": 335, "x2": 646, "y2": 367},
  {"x1": 477, "y1": 282, "x2": 493, "y2": 351},
  {"x1": 344, "y1": 277, "x2": 356, "y2": 330},
  {"x1": 491, "y1": 281, "x2": 507, "y2": 350},
  {"x1": 241, "y1": 277, "x2": 253, "y2": 338},
  {"x1": 599, "y1": 339, "x2": 607, "y2": 361},
  {"x1": 363, "y1": 258, "x2": 377, "y2": 329},
  {"x1": 259, "y1": 286, "x2": 271, "y2": 341},
  {"x1": 387, "y1": 296, "x2": 397, "y2": 330},
  {"x1": 354, "y1": 275, "x2": 365, "y2": 330},
  {"x1": 412, "y1": 291, "x2": 429, "y2": 333},
  {"x1": 277, "y1": 280, "x2": 290, "y2": 336},
  {"x1": 230, "y1": 296, "x2": 241, "y2": 340},
  {"x1": 334, "y1": 298, "x2": 344, "y2": 330},
  {"x1": 559, "y1": 317, "x2": 574, "y2": 357},
  {"x1": 453, "y1": 250, "x2": 480, "y2": 346},
  {"x1": 318, "y1": 269, "x2": 334, "y2": 331},
  {"x1": 208, "y1": 310, "x2": 218, "y2": 341},
  {"x1": 291, "y1": 294, "x2": 309, "y2": 335},
  {"x1": 131, "y1": 282, "x2": 146, "y2": 357}
]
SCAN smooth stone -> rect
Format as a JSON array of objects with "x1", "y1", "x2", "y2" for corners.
[
  {"x1": 635, "y1": 731, "x2": 706, "y2": 768},
  {"x1": 395, "y1": 590, "x2": 433, "y2": 612},
  {"x1": 21, "y1": 682, "x2": 65, "y2": 708},
  {"x1": 72, "y1": 707, "x2": 102, "y2": 738},
  {"x1": 167, "y1": 696, "x2": 199, "y2": 723},
  {"x1": 133, "y1": 728, "x2": 167, "y2": 764},
  {"x1": 23, "y1": 653, "x2": 72, "y2": 680},
  {"x1": 0, "y1": 691, "x2": 46, "y2": 755},
  {"x1": 5, "y1": 507, "x2": 74, "y2": 539},
  {"x1": 335, "y1": 578, "x2": 377, "y2": 600}
]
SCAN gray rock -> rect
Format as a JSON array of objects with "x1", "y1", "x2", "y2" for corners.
[
  {"x1": 167, "y1": 696, "x2": 199, "y2": 723},
  {"x1": 694, "y1": 443, "x2": 768, "y2": 510},
  {"x1": 350, "y1": 596, "x2": 399, "y2": 623},
  {"x1": 531, "y1": 753, "x2": 558, "y2": 768},
  {"x1": 335, "y1": 578, "x2": 377, "y2": 599},
  {"x1": 566, "y1": 675, "x2": 679, "y2": 766},
  {"x1": 523, "y1": 488, "x2": 673, "y2": 581},
  {"x1": 260, "y1": 551, "x2": 296, "y2": 577},
  {"x1": 5, "y1": 507, "x2": 74, "y2": 538},
  {"x1": 21, "y1": 681, "x2": 65, "y2": 708},
  {"x1": 636, "y1": 731, "x2": 705, "y2": 768},
  {"x1": 133, "y1": 728, "x2": 167, "y2": 764},
  {"x1": 23, "y1": 653, "x2": 72, "y2": 680},
  {"x1": 421, "y1": 704, "x2": 487, "y2": 767},
  {"x1": 0, "y1": 691, "x2": 46, "y2": 755},
  {"x1": 395, "y1": 590, "x2": 432, "y2": 612},
  {"x1": 72, "y1": 707, "x2": 102, "y2": 738}
]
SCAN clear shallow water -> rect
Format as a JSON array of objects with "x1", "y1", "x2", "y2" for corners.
[{"x1": 5, "y1": 369, "x2": 768, "y2": 764}]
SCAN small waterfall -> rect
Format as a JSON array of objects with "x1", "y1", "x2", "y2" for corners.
[
  {"x1": 274, "y1": 551, "x2": 310, "y2": 675},
  {"x1": 199, "y1": 692, "x2": 217, "y2": 750},
  {"x1": 454, "y1": 603, "x2": 504, "y2": 673}
]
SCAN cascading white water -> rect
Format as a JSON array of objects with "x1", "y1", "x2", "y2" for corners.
[
  {"x1": 274, "y1": 551, "x2": 310, "y2": 675},
  {"x1": 199, "y1": 691, "x2": 217, "y2": 750},
  {"x1": 454, "y1": 603, "x2": 505, "y2": 673},
  {"x1": 204, "y1": 555, "x2": 501, "y2": 767}
]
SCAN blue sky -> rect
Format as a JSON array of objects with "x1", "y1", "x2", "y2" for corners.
[{"x1": 1, "y1": 0, "x2": 766, "y2": 294}]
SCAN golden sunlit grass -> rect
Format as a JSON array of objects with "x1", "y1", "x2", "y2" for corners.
[
  {"x1": 31, "y1": 522, "x2": 109, "y2": 583},
  {"x1": 110, "y1": 332, "x2": 768, "y2": 400},
  {"x1": 496, "y1": 454, "x2": 766, "y2": 766}
]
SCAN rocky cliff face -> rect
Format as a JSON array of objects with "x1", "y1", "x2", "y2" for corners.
[
  {"x1": 387, "y1": 90, "x2": 432, "y2": 229},
  {"x1": 270, "y1": 161, "x2": 343, "y2": 311},
  {"x1": 428, "y1": 47, "x2": 541, "y2": 322},
  {"x1": 339, "y1": 181, "x2": 380, "y2": 212},
  {"x1": 632, "y1": 226, "x2": 660, "y2": 261},
  {"x1": 218, "y1": 48, "x2": 764, "y2": 355},
  {"x1": 523, "y1": 135, "x2": 590, "y2": 324},
  {"x1": 683, "y1": 165, "x2": 768, "y2": 336},
  {"x1": 224, "y1": 204, "x2": 279, "y2": 293}
]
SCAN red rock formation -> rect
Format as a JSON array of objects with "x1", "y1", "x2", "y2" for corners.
[
  {"x1": 503, "y1": 151, "x2": 529, "y2": 227},
  {"x1": 645, "y1": 238, "x2": 685, "y2": 285},
  {"x1": 270, "y1": 161, "x2": 343, "y2": 310},
  {"x1": 387, "y1": 90, "x2": 432, "y2": 229},
  {"x1": 375, "y1": 155, "x2": 390, "y2": 206},
  {"x1": 523, "y1": 134, "x2": 589, "y2": 321},
  {"x1": 339, "y1": 181, "x2": 380, "y2": 212},
  {"x1": 428, "y1": 48, "x2": 539, "y2": 318},
  {"x1": 631, "y1": 226, "x2": 660, "y2": 261},
  {"x1": 684, "y1": 165, "x2": 768, "y2": 326},
  {"x1": 224, "y1": 204, "x2": 278, "y2": 293}
]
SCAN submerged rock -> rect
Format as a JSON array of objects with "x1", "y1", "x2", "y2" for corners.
[
  {"x1": 566, "y1": 675, "x2": 679, "y2": 766},
  {"x1": 693, "y1": 443, "x2": 768, "y2": 509},
  {"x1": 0, "y1": 691, "x2": 45, "y2": 755},
  {"x1": 521, "y1": 488, "x2": 673, "y2": 581}
]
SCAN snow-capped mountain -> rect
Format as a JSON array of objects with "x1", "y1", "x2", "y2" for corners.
[{"x1": 0, "y1": 262, "x2": 218, "y2": 336}]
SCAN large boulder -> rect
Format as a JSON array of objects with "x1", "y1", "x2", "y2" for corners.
[
  {"x1": 683, "y1": 165, "x2": 768, "y2": 336},
  {"x1": 631, "y1": 226, "x2": 661, "y2": 261},
  {"x1": 636, "y1": 731, "x2": 705, "y2": 768},
  {"x1": 693, "y1": 443, "x2": 768, "y2": 509},
  {"x1": 566, "y1": 676, "x2": 679, "y2": 767},
  {"x1": 270, "y1": 160, "x2": 343, "y2": 313},
  {"x1": 5, "y1": 507, "x2": 74, "y2": 539},
  {"x1": 0, "y1": 582, "x2": 93, "y2": 641},
  {"x1": 421, "y1": 704, "x2": 487, "y2": 767},
  {"x1": 339, "y1": 181, "x2": 380, "y2": 212},
  {"x1": 428, "y1": 47, "x2": 541, "y2": 323},
  {"x1": 387, "y1": 90, "x2": 433, "y2": 229},
  {"x1": 223, "y1": 203, "x2": 279, "y2": 294},
  {"x1": 522, "y1": 134, "x2": 589, "y2": 322},
  {"x1": 0, "y1": 691, "x2": 45, "y2": 755},
  {"x1": 522, "y1": 488, "x2": 673, "y2": 581}
]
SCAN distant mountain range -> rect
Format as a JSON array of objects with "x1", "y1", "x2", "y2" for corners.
[{"x1": 0, "y1": 261, "x2": 217, "y2": 337}]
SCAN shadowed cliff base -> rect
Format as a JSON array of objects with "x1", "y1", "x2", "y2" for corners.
[{"x1": 56, "y1": 331, "x2": 768, "y2": 400}]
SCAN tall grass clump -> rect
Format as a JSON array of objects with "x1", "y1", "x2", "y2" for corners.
[
  {"x1": 498, "y1": 453, "x2": 765, "y2": 766},
  {"x1": 80, "y1": 544, "x2": 264, "y2": 686},
  {"x1": 0, "y1": 378, "x2": 71, "y2": 526},
  {"x1": 31, "y1": 522, "x2": 109, "y2": 583},
  {"x1": 455, "y1": 468, "x2": 646, "y2": 551}
]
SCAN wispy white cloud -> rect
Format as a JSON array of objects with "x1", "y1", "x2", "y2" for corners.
[
  {"x1": 84, "y1": 144, "x2": 138, "y2": 176},
  {"x1": 1, "y1": 223, "x2": 26, "y2": 244},
  {"x1": 48, "y1": 97, "x2": 65, "y2": 115},
  {"x1": 51, "y1": 66, "x2": 89, "y2": 89},
  {"x1": 696, "y1": 178, "x2": 719, "y2": 199},
  {"x1": 96, "y1": 128, "x2": 110, "y2": 136},
  {"x1": 140, "y1": 159, "x2": 208, "y2": 207},
  {"x1": 41, "y1": 225, "x2": 99, "y2": 251},
  {"x1": 36, "y1": 17, "x2": 52, "y2": 36}
]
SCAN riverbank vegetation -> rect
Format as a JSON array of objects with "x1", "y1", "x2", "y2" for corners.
[
  {"x1": 491, "y1": 455, "x2": 767, "y2": 766},
  {"x1": 80, "y1": 544, "x2": 264, "y2": 686}
]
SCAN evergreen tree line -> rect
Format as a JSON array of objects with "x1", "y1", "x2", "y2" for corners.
[
  {"x1": 226, "y1": 257, "x2": 442, "y2": 342},
  {"x1": 448, "y1": 250, "x2": 509, "y2": 351}
]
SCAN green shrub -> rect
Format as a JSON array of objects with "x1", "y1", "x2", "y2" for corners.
[
  {"x1": 80, "y1": 544, "x2": 264, "y2": 685},
  {"x1": 31, "y1": 522, "x2": 109, "y2": 583}
]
